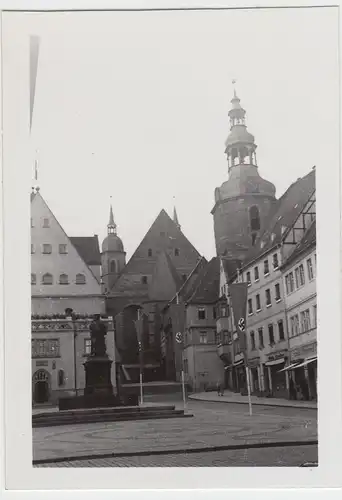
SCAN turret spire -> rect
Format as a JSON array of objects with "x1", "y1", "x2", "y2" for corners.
[
  {"x1": 107, "y1": 198, "x2": 117, "y2": 235},
  {"x1": 173, "y1": 206, "x2": 180, "y2": 230}
]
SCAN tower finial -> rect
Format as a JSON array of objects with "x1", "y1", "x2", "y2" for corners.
[
  {"x1": 172, "y1": 198, "x2": 181, "y2": 230},
  {"x1": 232, "y1": 78, "x2": 237, "y2": 98},
  {"x1": 108, "y1": 197, "x2": 117, "y2": 235}
]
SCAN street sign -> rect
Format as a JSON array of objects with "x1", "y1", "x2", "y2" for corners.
[
  {"x1": 238, "y1": 317, "x2": 245, "y2": 332},
  {"x1": 175, "y1": 332, "x2": 183, "y2": 343}
]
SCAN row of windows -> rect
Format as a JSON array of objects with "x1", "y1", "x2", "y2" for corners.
[
  {"x1": 197, "y1": 307, "x2": 218, "y2": 320},
  {"x1": 32, "y1": 339, "x2": 60, "y2": 357},
  {"x1": 147, "y1": 248, "x2": 180, "y2": 257},
  {"x1": 285, "y1": 257, "x2": 315, "y2": 295},
  {"x1": 31, "y1": 243, "x2": 67, "y2": 255},
  {"x1": 31, "y1": 217, "x2": 50, "y2": 228},
  {"x1": 31, "y1": 273, "x2": 86, "y2": 285},
  {"x1": 250, "y1": 320, "x2": 285, "y2": 350},
  {"x1": 289, "y1": 305, "x2": 317, "y2": 337},
  {"x1": 245, "y1": 253, "x2": 279, "y2": 284},
  {"x1": 247, "y1": 283, "x2": 281, "y2": 315}
]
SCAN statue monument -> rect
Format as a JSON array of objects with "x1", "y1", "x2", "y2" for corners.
[{"x1": 84, "y1": 314, "x2": 113, "y2": 397}]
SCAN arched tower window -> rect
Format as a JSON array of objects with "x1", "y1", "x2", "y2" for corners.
[
  {"x1": 249, "y1": 206, "x2": 261, "y2": 232},
  {"x1": 110, "y1": 260, "x2": 116, "y2": 273}
]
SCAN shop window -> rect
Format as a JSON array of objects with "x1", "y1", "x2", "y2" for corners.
[
  {"x1": 273, "y1": 253, "x2": 279, "y2": 269},
  {"x1": 250, "y1": 331, "x2": 256, "y2": 350},
  {"x1": 198, "y1": 308, "x2": 206, "y2": 320},
  {"x1": 248, "y1": 298, "x2": 253, "y2": 315},
  {"x1": 307, "y1": 258, "x2": 314, "y2": 281},
  {"x1": 42, "y1": 273, "x2": 53, "y2": 285},
  {"x1": 278, "y1": 319, "x2": 285, "y2": 340},
  {"x1": 249, "y1": 206, "x2": 260, "y2": 232},
  {"x1": 256, "y1": 294, "x2": 261, "y2": 311},
  {"x1": 254, "y1": 266, "x2": 259, "y2": 281},
  {"x1": 76, "y1": 273, "x2": 86, "y2": 285},
  {"x1": 264, "y1": 259, "x2": 270, "y2": 276},
  {"x1": 258, "y1": 328, "x2": 264, "y2": 349},
  {"x1": 268, "y1": 324, "x2": 275, "y2": 345},
  {"x1": 275, "y1": 283, "x2": 281, "y2": 302},
  {"x1": 265, "y1": 288, "x2": 271, "y2": 307},
  {"x1": 199, "y1": 331, "x2": 208, "y2": 344}
]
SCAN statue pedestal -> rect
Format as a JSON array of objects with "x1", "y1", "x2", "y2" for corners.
[{"x1": 84, "y1": 355, "x2": 113, "y2": 396}]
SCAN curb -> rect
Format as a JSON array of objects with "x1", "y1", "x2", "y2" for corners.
[
  {"x1": 33, "y1": 439, "x2": 318, "y2": 465},
  {"x1": 189, "y1": 395, "x2": 317, "y2": 411}
]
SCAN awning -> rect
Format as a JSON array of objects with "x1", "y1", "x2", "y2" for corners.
[
  {"x1": 294, "y1": 357, "x2": 317, "y2": 369},
  {"x1": 233, "y1": 359, "x2": 244, "y2": 367},
  {"x1": 277, "y1": 362, "x2": 300, "y2": 373},
  {"x1": 265, "y1": 357, "x2": 285, "y2": 367}
]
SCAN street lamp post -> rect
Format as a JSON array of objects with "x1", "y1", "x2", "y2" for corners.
[{"x1": 66, "y1": 308, "x2": 78, "y2": 397}]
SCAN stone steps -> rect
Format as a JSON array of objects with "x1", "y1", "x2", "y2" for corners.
[{"x1": 32, "y1": 405, "x2": 192, "y2": 428}]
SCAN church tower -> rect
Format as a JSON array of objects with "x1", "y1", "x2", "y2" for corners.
[
  {"x1": 212, "y1": 86, "x2": 276, "y2": 259},
  {"x1": 101, "y1": 205, "x2": 126, "y2": 293}
]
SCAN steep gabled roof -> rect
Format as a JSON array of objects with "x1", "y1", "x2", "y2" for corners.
[
  {"x1": 148, "y1": 251, "x2": 183, "y2": 301},
  {"x1": 70, "y1": 236, "x2": 101, "y2": 266},
  {"x1": 282, "y1": 219, "x2": 316, "y2": 268},
  {"x1": 221, "y1": 258, "x2": 241, "y2": 282},
  {"x1": 242, "y1": 169, "x2": 316, "y2": 268},
  {"x1": 187, "y1": 257, "x2": 220, "y2": 305}
]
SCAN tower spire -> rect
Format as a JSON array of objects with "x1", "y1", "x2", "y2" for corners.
[
  {"x1": 108, "y1": 198, "x2": 117, "y2": 235},
  {"x1": 225, "y1": 84, "x2": 257, "y2": 172},
  {"x1": 172, "y1": 197, "x2": 181, "y2": 230}
]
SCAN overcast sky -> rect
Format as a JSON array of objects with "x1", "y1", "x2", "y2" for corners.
[{"x1": 3, "y1": 7, "x2": 339, "y2": 259}]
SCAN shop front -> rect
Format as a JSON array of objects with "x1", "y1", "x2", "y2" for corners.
[
  {"x1": 290, "y1": 342, "x2": 317, "y2": 401},
  {"x1": 265, "y1": 350, "x2": 288, "y2": 399},
  {"x1": 247, "y1": 358, "x2": 260, "y2": 395},
  {"x1": 232, "y1": 353, "x2": 245, "y2": 393}
]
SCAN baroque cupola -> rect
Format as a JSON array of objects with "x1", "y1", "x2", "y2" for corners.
[{"x1": 212, "y1": 83, "x2": 277, "y2": 259}]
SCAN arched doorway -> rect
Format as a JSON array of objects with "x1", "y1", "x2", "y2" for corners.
[{"x1": 33, "y1": 369, "x2": 50, "y2": 404}]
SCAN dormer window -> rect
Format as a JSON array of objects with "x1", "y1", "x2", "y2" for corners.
[
  {"x1": 43, "y1": 218, "x2": 50, "y2": 228},
  {"x1": 75, "y1": 273, "x2": 86, "y2": 285}
]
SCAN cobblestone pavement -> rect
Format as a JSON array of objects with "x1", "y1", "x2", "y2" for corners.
[
  {"x1": 33, "y1": 401, "x2": 317, "y2": 462},
  {"x1": 34, "y1": 444, "x2": 318, "y2": 467}
]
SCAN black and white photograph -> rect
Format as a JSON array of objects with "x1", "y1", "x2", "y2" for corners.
[{"x1": 1, "y1": 0, "x2": 342, "y2": 494}]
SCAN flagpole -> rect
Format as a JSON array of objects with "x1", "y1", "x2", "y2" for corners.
[
  {"x1": 137, "y1": 308, "x2": 144, "y2": 406},
  {"x1": 245, "y1": 356, "x2": 253, "y2": 416},
  {"x1": 181, "y1": 349, "x2": 187, "y2": 413}
]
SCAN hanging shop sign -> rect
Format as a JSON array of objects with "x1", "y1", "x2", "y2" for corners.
[{"x1": 267, "y1": 350, "x2": 287, "y2": 362}]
